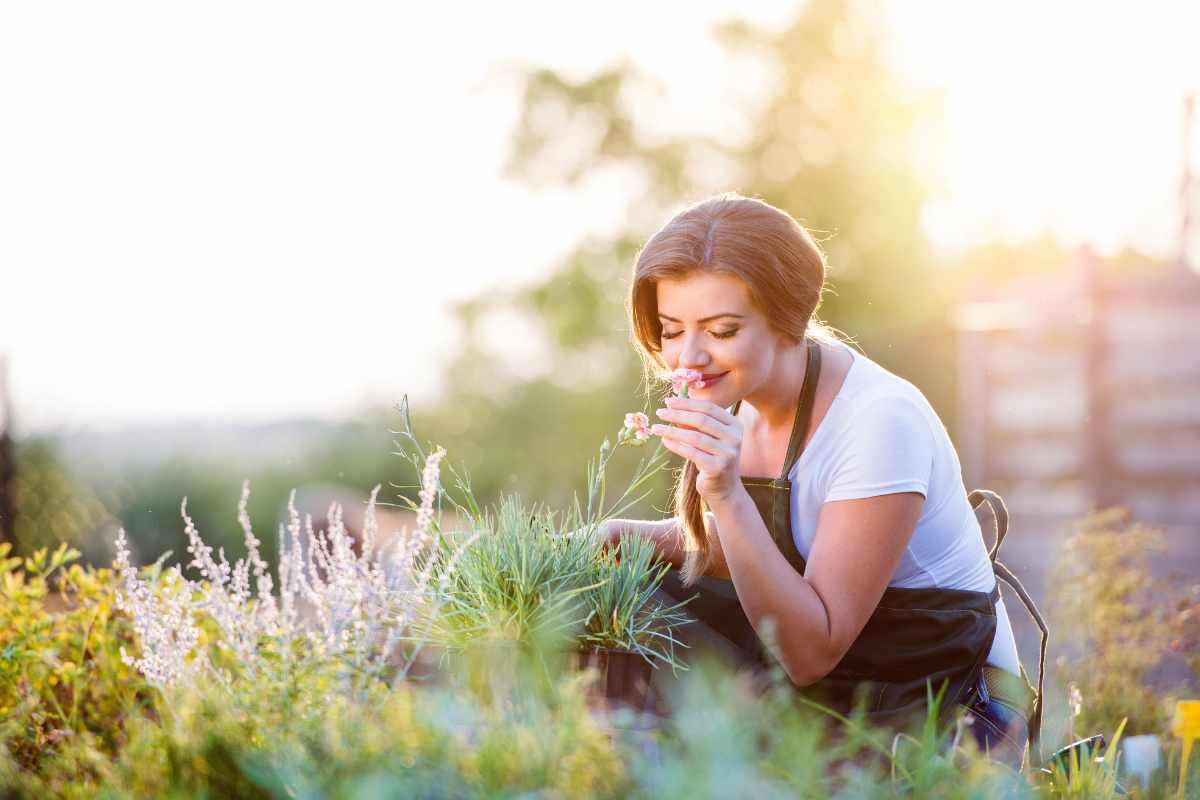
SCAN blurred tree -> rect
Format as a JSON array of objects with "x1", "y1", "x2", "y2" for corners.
[
  {"x1": 11, "y1": 438, "x2": 117, "y2": 562},
  {"x1": 97, "y1": 433, "x2": 411, "y2": 571},
  {"x1": 416, "y1": 0, "x2": 951, "y2": 512}
]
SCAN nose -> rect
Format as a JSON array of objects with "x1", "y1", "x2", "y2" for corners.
[{"x1": 678, "y1": 332, "x2": 711, "y2": 369}]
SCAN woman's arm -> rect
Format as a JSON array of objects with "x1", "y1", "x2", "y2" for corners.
[
  {"x1": 605, "y1": 515, "x2": 731, "y2": 579},
  {"x1": 648, "y1": 386, "x2": 931, "y2": 687},
  {"x1": 709, "y1": 489, "x2": 921, "y2": 686}
]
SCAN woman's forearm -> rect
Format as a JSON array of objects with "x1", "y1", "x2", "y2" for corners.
[
  {"x1": 607, "y1": 517, "x2": 688, "y2": 568},
  {"x1": 706, "y1": 490, "x2": 837, "y2": 685},
  {"x1": 608, "y1": 515, "x2": 731, "y2": 579}
]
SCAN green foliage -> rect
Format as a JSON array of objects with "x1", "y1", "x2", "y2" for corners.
[
  {"x1": 430, "y1": 494, "x2": 691, "y2": 670},
  {"x1": 0, "y1": 543, "x2": 150, "y2": 774},
  {"x1": 1037, "y1": 720, "x2": 1131, "y2": 799},
  {"x1": 3, "y1": 665, "x2": 628, "y2": 799},
  {"x1": 0, "y1": 538, "x2": 1188, "y2": 797},
  {"x1": 1049, "y1": 509, "x2": 1174, "y2": 736},
  {"x1": 389, "y1": 396, "x2": 689, "y2": 669},
  {"x1": 10, "y1": 440, "x2": 117, "y2": 561}
]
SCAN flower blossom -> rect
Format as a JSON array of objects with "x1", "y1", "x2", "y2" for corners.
[
  {"x1": 622, "y1": 412, "x2": 651, "y2": 444},
  {"x1": 670, "y1": 367, "x2": 704, "y2": 397},
  {"x1": 414, "y1": 446, "x2": 446, "y2": 549}
]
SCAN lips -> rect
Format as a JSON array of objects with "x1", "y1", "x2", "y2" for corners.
[{"x1": 697, "y1": 371, "x2": 728, "y2": 388}]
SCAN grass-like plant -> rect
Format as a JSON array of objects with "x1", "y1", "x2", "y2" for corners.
[
  {"x1": 387, "y1": 396, "x2": 692, "y2": 670},
  {"x1": 427, "y1": 495, "x2": 691, "y2": 670}
]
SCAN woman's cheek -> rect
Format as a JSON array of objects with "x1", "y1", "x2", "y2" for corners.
[
  {"x1": 659, "y1": 341, "x2": 678, "y2": 366},
  {"x1": 722, "y1": 339, "x2": 754, "y2": 367}
]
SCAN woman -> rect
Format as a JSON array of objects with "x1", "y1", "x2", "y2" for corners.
[{"x1": 601, "y1": 193, "x2": 1040, "y2": 769}]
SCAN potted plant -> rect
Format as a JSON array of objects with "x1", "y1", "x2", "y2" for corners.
[{"x1": 392, "y1": 400, "x2": 691, "y2": 717}]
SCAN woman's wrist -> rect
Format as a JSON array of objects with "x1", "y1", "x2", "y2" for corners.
[{"x1": 703, "y1": 483, "x2": 752, "y2": 518}]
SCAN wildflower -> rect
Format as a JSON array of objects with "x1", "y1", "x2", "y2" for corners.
[
  {"x1": 113, "y1": 528, "x2": 201, "y2": 689},
  {"x1": 669, "y1": 368, "x2": 704, "y2": 398},
  {"x1": 111, "y1": 446, "x2": 468, "y2": 692},
  {"x1": 414, "y1": 446, "x2": 447, "y2": 549},
  {"x1": 1068, "y1": 683, "x2": 1083, "y2": 718},
  {"x1": 620, "y1": 412, "x2": 652, "y2": 446},
  {"x1": 1173, "y1": 701, "x2": 1200, "y2": 797},
  {"x1": 1067, "y1": 682, "x2": 1084, "y2": 739},
  {"x1": 1175, "y1": 700, "x2": 1200, "y2": 739}
]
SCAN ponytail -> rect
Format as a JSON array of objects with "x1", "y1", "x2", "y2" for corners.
[{"x1": 674, "y1": 458, "x2": 709, "y2": 586}]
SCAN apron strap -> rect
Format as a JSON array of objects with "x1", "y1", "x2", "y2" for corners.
[
  {"x1": 968, "y1": 488, "x2": 1009, "y2": 563},
  {"x1": 778, "y1": 339, "x2": 822, "y2": 480},
  {"x1": 994, "y1": 558, "x2": 1049, "y2": 768},
  {"x1": 729, "y1": 338, "x2": 822, "y2": 480},
  {"x1": 969, "y1": 488, "x2": 1049, "y2": 767}
]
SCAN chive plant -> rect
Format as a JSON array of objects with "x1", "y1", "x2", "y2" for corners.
[
  {"x1": 428, "y1": 496, "x2": 691, "y2": 671},
  {"x1": 389, "y1": 396, "x2": 691, "y2": 670}
]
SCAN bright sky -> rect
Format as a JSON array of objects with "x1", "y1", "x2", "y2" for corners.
[{"x1": 2, "y1": 1, "x2": 1197, "y2": 436}]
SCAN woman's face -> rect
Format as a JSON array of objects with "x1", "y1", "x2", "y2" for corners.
[{"x1": 655, "y1": 271, "x2": 784, "y2": 405}]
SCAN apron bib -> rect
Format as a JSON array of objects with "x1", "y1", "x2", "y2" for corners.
[{"x1": 657, "y1": 339, "x2": 999, "y2": 728}]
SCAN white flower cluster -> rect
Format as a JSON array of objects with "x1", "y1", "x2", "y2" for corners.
[
  {"x1": 413, "y1": 447, "x2": 446, "y2": 550},
  {"x1": 114, "y1": 528, "x2": 202, "y2": 689},
  {"x1": 113, "y1": 448, "x2": 467, "y2": 690}
]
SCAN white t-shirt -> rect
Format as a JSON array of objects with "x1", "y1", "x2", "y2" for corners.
[{"x1": 780, "y1": 339, "x2": 1021, "y2": 673}]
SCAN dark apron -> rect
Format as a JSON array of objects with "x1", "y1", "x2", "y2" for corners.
[{"x1": 657, "y1": 339, "x2": 999, "y2": 728}]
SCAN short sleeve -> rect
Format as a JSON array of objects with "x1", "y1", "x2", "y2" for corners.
[{"x1": 823, "y1": 394, "x2": 934, "y2": 502}]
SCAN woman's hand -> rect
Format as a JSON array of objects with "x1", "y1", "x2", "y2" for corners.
[
  {"x1": 651, "y1": 396, "x2": 746, "y2": 505},
  {"x1": 559, "y1": 520, "x2": 620, "y2": 549}
]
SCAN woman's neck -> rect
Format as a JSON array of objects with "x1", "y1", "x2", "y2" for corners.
[{"x1": 742, "y1": 337, "x2": 813, "y2": 431}]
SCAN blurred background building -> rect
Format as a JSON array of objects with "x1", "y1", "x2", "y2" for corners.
[
  {"x1": 955, "y1": 93, "x2": 1198, "y2": 534},
  {"x1": 955, "y1": 249, "x2": 1200, "y2": 536}
]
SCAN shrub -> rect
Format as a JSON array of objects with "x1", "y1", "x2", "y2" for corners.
[
  {"x1": 0, "y1": 543, "x2": 150, "y2": 774},
  {"x1": 1049, "y1": 509, "x2": 1174, "y2": 736}
]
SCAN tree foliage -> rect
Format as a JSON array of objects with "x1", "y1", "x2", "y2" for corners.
[{"x1": 419, "y1": 0, "x2": 953, "y2": 510}]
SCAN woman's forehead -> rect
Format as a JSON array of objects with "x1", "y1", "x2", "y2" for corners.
[{"x1": 655, "y1": 272, "x2": 755, "y2": 317}]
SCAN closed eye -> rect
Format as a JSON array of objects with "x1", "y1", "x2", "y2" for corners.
[{"x1": 661, "y1": 328, "x2": 739, "y2": 341}]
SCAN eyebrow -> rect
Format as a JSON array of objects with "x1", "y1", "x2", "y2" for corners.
[{"x1": 658, "y1": 313, "x2": 745, "y2": 324}]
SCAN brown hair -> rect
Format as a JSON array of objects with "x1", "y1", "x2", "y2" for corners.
[{"x1": 627, "y1": 192, "x2": 844, "y2": 585}]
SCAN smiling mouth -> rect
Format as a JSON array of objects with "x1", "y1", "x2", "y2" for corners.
[{"x1": 697, "y1": 371, "x2": 729, "y2": 387}]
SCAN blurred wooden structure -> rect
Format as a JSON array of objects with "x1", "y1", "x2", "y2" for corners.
[
  {"x1": 0, "y1": 357, "x2": 14, "y2": 547},
  {"x1": 954, "y1": 248, "x2": 1200, "y2": 536}
]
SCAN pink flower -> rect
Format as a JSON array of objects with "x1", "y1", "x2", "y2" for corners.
[
  {"x1": 669, "y1": 368, "x2": 704, "y2": 397},
  {"x1": 623, "y1": 412, "x2": 651, "y2": 441}
]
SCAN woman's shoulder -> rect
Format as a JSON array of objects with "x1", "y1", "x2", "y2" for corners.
[
  {"x1": 831, "y1": 342, "x2": 933, "y2": 416},
  {"x1": 814, "y1": 346, "x2": 948, "y2": 464}
]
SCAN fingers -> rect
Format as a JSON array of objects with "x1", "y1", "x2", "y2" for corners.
[
  {"x1": 658, "y1": 435, "x2": 722, "y2": 473},
  {"x1": 654, "y1": 406, "x2": 729, "y2": 438},
  {"x1": 651, "y1": 422, "x2": 724, "y2": 455},
  {"x1": 664, "y1": 395, "x2": 738, "y2": 426}
]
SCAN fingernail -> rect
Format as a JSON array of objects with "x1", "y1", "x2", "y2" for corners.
[{"x1": 655, "y1": 409, "x2": 667, "y2": 417}]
